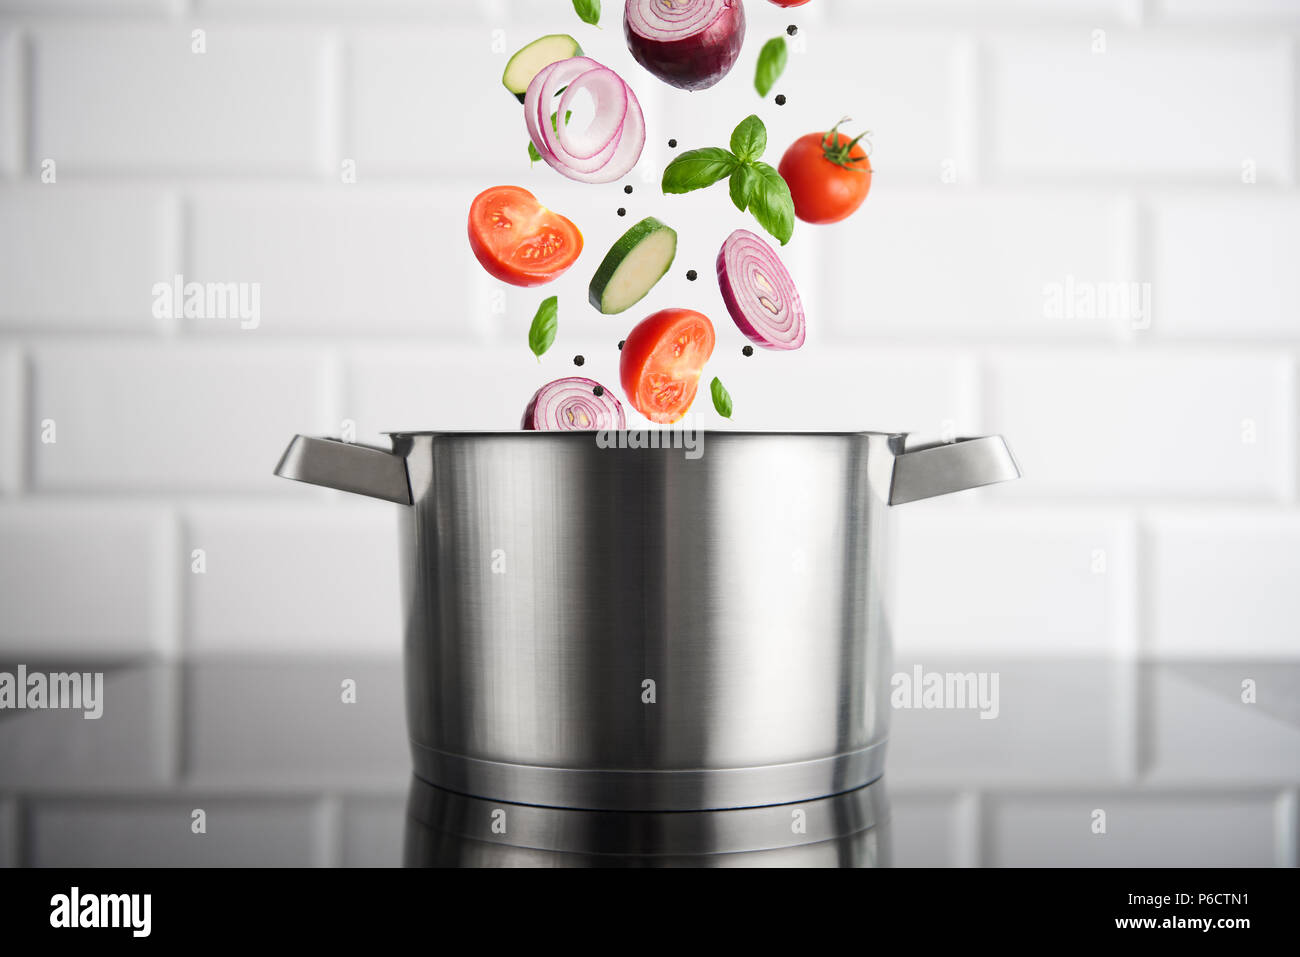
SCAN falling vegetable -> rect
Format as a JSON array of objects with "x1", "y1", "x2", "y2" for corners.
[
  {"x1": 523, "y1": 377, "x2": 626, "y2": 430},
  {"x1": 623, "y1": 0, "x2": 746, "y2": 91},
  {"x1": 778, "y1": 118, "x2": 873, "y2": 224},
  {"x1": 588, "y1": 217, "x2": 678, "y2": 315},
  {"x1": 710, "y1": 376, "x2": 733, "y2": 418},
  {"x1": 528, "y1": 296, "x2": 559, "y2": 359},
  {"x1": 619, "y1": 308, "x2": 716, "y2": 424},
  {"x1": 754, "y1": 36, "x2": 788, "y2": 97},
  {"x1": 661, "y1": 114, "x2": 795, "y2": 245},
  {"x1": 527, "y1": 109, "x2": 574, "y2": 165},
  {"x1": 468, "y1": 186, "x2": 583, "y2": 286},
  {"x1": 503, "y1": 35, "x2": 583, "y2": 103},
  {"x1": 716, "y1": 229, "x2": 806, "y2": 350},
  {"x1": 573, "y1": 0, "x2": 602, "y2": 26},
  {"x1": 525, "y1": 57, "x2": 646, "y2": 184}
]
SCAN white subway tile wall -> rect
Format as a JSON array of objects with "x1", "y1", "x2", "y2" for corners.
[
  {"x1": 985, "y1": 34, "x2": 1294, "y2": 181},
  {"x1": 0, "y1": 503, "x2": 174, "y2": 658},
  {"x1": 0, "y1": 187, "x2": 178, "y2": 329},
  {"x1": 0, "y1": 28, "x2": 18, "y2": 178},
  {"x1": 0, "y1": 0, "x2": 1296, "y2": 866}
]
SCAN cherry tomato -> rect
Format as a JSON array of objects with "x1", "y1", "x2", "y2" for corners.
[
  {"x1": 619, "y1": 308, "x2": 716, "y2": 424},
  {"x1": 777, "y1": 121, "x2": 872, "y2": 225},
  {"x1": 468, "y1": 185, "x2": 583, "y2": 287}
]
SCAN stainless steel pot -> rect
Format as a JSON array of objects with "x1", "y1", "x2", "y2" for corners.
[
  {"x1": 275, "y1": 430, "x2": 1018, "y2": 811},
  {"x1": 403, "y1": 775, "x2": 891, "y2": 868}
]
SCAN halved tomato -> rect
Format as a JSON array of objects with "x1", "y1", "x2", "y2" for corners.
[
  {"x1": 619, "y1": 308, "x2": 716, "y2": 424},
  {"x1": 468, "y1": 185, "x2": 583, "y2": 287}
]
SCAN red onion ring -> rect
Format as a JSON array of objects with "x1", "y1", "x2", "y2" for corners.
[
  {"x1": 716, "y1": 229, "x2": 807, "y2": 351},
  {"x1": 625, "y1": 0, "x2": 730, "y2": 40},
  {"x1": 524, "y1": 57, "x2": 646, "y2": 185},
  {"x1": 522, "y1": 377, "x2": 627, "y2": 431}
]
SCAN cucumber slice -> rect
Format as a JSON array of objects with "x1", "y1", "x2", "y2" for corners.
[
  {"x1": 588, "y1": 218, "x2": 678, "y2": 315},
  {"x1": 503, "y1": 35, "x2": 583, "y2": 103}
]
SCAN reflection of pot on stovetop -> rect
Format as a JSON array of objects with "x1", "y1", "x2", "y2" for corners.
[{"x1": 275, "y1": 429, "x2": 1018, "y2": 814}]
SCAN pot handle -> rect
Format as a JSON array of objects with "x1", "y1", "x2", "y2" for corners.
[
  {"x1": 888, "y1": 435, "x2": 1020, "y2": 505},
  {"x1": 274, "y1": 435, "x2": 412, "y2": 505}
]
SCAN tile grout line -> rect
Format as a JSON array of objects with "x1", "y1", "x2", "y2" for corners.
[
  {"x1": 5, "y1": 344, "x2": 25, "y2": 496},
  {"x1": 1275, "y1": 788, "x2": 1298, "y2": 868},
  {"x1": 157, "y1": 507, "x2": 184, "y2": 660},
  {"x1": 1289, "y1": 352, "x2": 1300, "y2": 506},
  {"x1": 317, "y1": 794, "x2": 344, "y2": 868},
  {"x1": 1121, "y1": 191, "x2": 1146, "y2": 345},
  {"x1": 321, "y1": 24, "x2": 344, "y2": 184},
  {"x1": 1293, "y1": 34, "x2": 1300, "y2": 191},
  {"x1": 1132, "y1": 516, "x2": 1156, "y2": 780},
  {"x1": 19, "y1": 347, "x2": 34, "y2": 495},
  {"x1": 18, "y1": 27, "x2": 32, "y2": 179},
  {"x1": 954, "y1": 790, "x2": 983, "y2": 867},
  {"x1": 1111, "y1": 511, "x2": 1144, "y2": 782},
  {"x1": 956, "y1": 32, "x2": 982, "y2": 187}
]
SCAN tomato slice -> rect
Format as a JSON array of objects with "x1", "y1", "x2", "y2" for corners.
[
  {"x1": 619, "y1": 308, "x2": 716, "y2": 424},
  {"x1": 468, "y1": 185, "x2": 583, "y2": 287}
]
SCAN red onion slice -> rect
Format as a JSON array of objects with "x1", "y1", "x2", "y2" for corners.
[
  {"x1": 716, "y1": 229, "x2": 807, "y2": 351},
  {"x1": 522, "y1": 377, "x2": 627, "y2": 431},
  {"x1": 524, "y1": 57, "x2": 646, "y2": 185},
  {"x1": 623, "y1": 0, "x2": 746, "y2": 91}
]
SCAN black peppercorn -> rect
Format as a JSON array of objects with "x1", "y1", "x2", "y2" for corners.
[
  {"x1": 593, "y1": 385, "x2": 605, "y2": 397},
  {"x1": 787, "y1": 25, "x2": 797, "y2": 36},
  {"x1": 574, "y1": 355, "x2": 585, "y2": 367},
  {"x1": 775, "y1": 94, "x2": 787, "y2": 106},
  {"x1": 618, "y1": 340, "x2": 625, "y2": 350},
  {"x1": 668, "y1": 138, "x2": 678, "y2": 148},
  {"x1": 686, "y1": 269, "x2": 698, "y2": 281},
  {"x1": 624, "y1": 184, "x2": 633, "y2": 194},
  {"x1": 617, "y1": 207, "x2": 626, "y2": 216},
  {"x1": 742, "y1": 345, "x2": 754, "y2": 357}
]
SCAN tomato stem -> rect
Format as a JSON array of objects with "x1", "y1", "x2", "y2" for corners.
[{"x1": 821, "y1": 117, "x2": 872, "y2": 171}]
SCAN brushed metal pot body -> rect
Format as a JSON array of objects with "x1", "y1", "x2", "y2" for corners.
[{"x1": 276, "y1": 430, "x2": 1018, "y2": 811}]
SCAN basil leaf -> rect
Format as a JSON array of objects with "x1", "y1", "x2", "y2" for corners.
[
  {"x1": 754, "y1": 36, "x2": 788, "y2": 97},
  {"x1": 729, "y1": 114, "x2": 767, "y2": 163},
  {"x1": 661, "y1": 147, "x2": 740, "y2": 194},
  {"x1": 729, "y1": 163, "x2": 757, "y2": 212},
  {"x1": 529, "y1": 296, "x2": 559, "y2": 358},
  {"x1": 572, "y1": 0, "x2": 600, "y2": 26},
  {"x1": 746, "y1": 161, "x2": 795, "y2": 246},
  {"x1": 710, "y1": 377, "x2": 733, "y2": 419}
]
